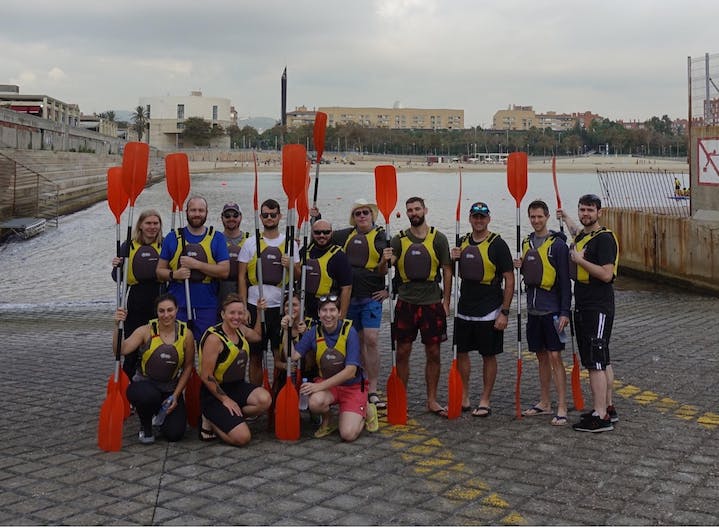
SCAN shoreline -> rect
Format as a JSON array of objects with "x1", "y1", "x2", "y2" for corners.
[{"x1": 188, "y1": 154, "x2": 689, "y2": 174}]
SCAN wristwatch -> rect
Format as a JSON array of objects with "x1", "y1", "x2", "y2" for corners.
[{"x1": 500, "y1": 308, "x2": 510, "y2": 316}]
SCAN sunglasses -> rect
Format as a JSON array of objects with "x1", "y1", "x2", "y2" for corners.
[
  {"x1": 353, "y1": 209, "x2": 371, "y2": 217},
  {"x1": 470, "y1": 204, "x2": 489, "y2": 215},
  {"x1": 313, "y1": 229, "x2": 331, "y2": 235},
  {"x1": 261, "y1": 212, "x2": 279, "y2": 219},
  {"x1": 223, "y1": 212, "x2": 239, "y2": 218},
  {"x1": 318, "y1": 294, "x2": 339, "y2": 303}
]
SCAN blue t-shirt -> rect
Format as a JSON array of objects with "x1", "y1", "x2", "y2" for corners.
[
  {"x1": 160, "y1": 227, "x2": 229, "y2": 309},
  {"x1": 294, "y1": 322, "x2": 361, "y2": 385}
]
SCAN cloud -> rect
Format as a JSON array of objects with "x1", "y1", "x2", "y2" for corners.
[{"x1": 47, "y1": 67, "x2": 66, "y2": 81}]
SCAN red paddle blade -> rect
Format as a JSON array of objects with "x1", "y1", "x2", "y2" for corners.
[
  {"x1": 274, "y1": 381, "x2": 300, "y2": 440},
  {"x1": 313, "y1": 112, "x2": 328, "y2": 162},
  {"x1": 184, "y1": 368, "x2": 202, "y2": 428},
  {"x1": 121, "y1": 142, "x2": 150, "y2": 205},
  {"x1": 551, "y1": 156, "x2": 562, "y2": 209},
  {"x1": 166, "y1": 153, "x2": 191, "y2": 210},
  {"x1": 571, "y1": 353, "x2": 585, "y2": 411},
  {"x1": 447, "y1": 359, "x2": 462, "y2": 420},
  {"x1": 374, "y1": 165, "x2": 398, "y2": 223},
  {"x1": 515, "y1": 358, "x2": 523, "y2": 419},
  {"x1": 98, "y1": 384, "x2": 124, "y2": 452},
  {"x1": 455, "y1": 167, "x2": 463, "y2": 222},
  {"x1": 296, "y1": 163, "x2": 310, "y2": 228},
  {"x1": 386, "y1": 367, "x2": 407, "y2": 425},
  {"x1": 253, "y1": 151, "x2": 260, "y2": 210},
  {"x1": 507, "y1": 152, "x2": 528, "y2": 207},
  {"x1": 107, "y1": 167, "x2": 128, "y2": 224},
  {"x1": 282, "y1": 144, "x2": 306, "y2": 209}
]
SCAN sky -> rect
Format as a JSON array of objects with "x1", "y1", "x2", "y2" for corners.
[{"x1": 1, "y1": 0, "x2": 716, "y2": 127}]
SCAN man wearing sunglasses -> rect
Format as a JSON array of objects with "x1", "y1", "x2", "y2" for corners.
[
  {"x1": 450, "y1": 201, "x2": 514, "y2": 418},
  {"x1": 218, "y1": 202, "x2": 249, "y2": 303},
  {"x1": 303, "y1": 219, "x2": 352, "y2": 321},
  {"x1": 390, "y1": 196, "x2": 453, "y2": 417},
  {"x1": 558, "y1": 194, "x2": 619, "y2": 433},
  {"x1": 238, "y1": 199, "x2": 301, "y2": 386},
  {"x1": 332, "y1": 198, "x2": 391, "y2": 410}
]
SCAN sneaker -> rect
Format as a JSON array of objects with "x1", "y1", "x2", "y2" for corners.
[
  {"x1": 138, "y1": 430, "x2": 155, "y2": 444},
  {"x1": 607, "y1": 405, "x2": 619, "y2": 423},
  {"x1": 572, "y1": 414, "x2": 613, "y2": 433},
  {"x1": 368, "y1": 392, "x2": 387, "y2": 409},
  {"x1": 581, "y1": 406, "x2": 619, "y2": 423},
  {"x1": 314, "y1": 420, "x2": 338, "y2": 439},
  {"x1": 365, "y1": 403, "x2": 379, "y2": 432}
]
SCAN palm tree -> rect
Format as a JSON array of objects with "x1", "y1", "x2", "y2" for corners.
[{"x1": 131, "y1": 105, "x2": 149, "y2": 142}]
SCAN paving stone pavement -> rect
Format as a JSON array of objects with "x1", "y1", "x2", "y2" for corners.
[{"x1": 1, "y1": 277, "x2": 718, "y2": 525}]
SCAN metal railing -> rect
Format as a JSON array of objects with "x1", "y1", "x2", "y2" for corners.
[{"x1": 597, "y1": 169, "x2": 690, "y2": 217}]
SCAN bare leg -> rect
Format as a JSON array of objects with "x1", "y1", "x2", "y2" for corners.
[
  {"x1": 605, "y1": 364, "x2": 615, "y2": 407},
  {"x1": 338, "y1": 411, "x2": 365, "y2": 442},
  {"x1": 396, "y1": 341, "x2": 412, "y2": 389},
  {"x1": 425, "y1": 342, "x2": 442, "y2": 411},
  {"x1": 589, "y1": 369, "x2": 609, "y2": 417},
  {"x1": 361, "y1": 328, "x2": 380, "y2": 394},
  {"x1": 478, "y1": 355, "x2": 497, "y2": 408},
  {"x1": 535, "y1": 350, "x2": 552, "y2": 410},
  {"x1": 457, "y1": 353, "x2": 471, "y2": 408},
  {"x1": 548, "y1": 350, "x2": 567, "y2": 416}
]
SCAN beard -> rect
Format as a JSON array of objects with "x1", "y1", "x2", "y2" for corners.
[
  {"x1": 409, "y1": 214, "x2": 425, "y2": 227},
  {"x1": 187, "y1": 214, "x2": 207, "y2": 228}
]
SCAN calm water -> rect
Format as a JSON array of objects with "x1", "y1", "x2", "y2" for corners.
[{"x1": 0, "y1": 169, "x2": 602, "y2": 309}]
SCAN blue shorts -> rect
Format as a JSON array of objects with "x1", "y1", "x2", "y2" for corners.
[
  {"x1": 347, "y1": 299, "x2": 383, "y2": 330},
  {"x1": 526, "y1": 313, "x2": 565, "y2": 353},
  {"x1": 176, "y1": 306, "x2": 219, "y2": 344}
]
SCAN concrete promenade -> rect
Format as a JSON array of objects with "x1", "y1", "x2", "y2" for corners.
[{"x1": 1, "y1": 277, "x2": 718, "y2": 525}]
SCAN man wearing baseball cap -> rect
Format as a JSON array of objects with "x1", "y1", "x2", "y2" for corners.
[
  {"x1": 219, "y1": 202, "x2": 249, "y2": 303},
  {"x1": 450, "y1": 201, "x2": 514, "y2": 418}
]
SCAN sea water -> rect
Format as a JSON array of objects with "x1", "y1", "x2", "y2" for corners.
[{"x1": 0, "y1": 169, "x2": 601, "y2": 309}]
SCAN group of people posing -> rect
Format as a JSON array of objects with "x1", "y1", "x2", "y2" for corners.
[{"x1": 111, "y1": 187, "x2": 620, "y2": 448}]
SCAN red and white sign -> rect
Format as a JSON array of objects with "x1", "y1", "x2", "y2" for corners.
[{"x1": 698, "y1": 137, "x2": 719, "y2": 186}]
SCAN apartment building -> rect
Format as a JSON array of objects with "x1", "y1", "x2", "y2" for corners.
[
  {"x1": 0, "y1": 84, "x2": 80, "y2": 127},
  {"x1": 493, "y1": 105, "x2": 603, "y2": 131},
  {"x1": 139, "y1": 91, "x2": 232, "y2": 149},
  {"x1": 317, "y1": 106, "x2": 464, "y2": 130}
]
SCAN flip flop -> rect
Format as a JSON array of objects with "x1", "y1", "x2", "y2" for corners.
[
  {"x1": 522, "y1": 405, "x2": 552, "y2": 417},
  {"x1": 428, "y1": 406, "x2": 448, "y2": 418},
  {"x1": 551, "y1": 415, "x2": 568, "y2": 426},
  {"x1": 462, "y1": 405, "x2": 472, "y2": 413},
  {"x1": 471, "y1": 406, "x2": 492, "y2": 417}
]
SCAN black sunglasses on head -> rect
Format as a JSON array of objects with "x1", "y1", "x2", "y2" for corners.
[
  {"x1": 313, "y1": 229, "x2": 331, "y2": 235},
  {"x1": 261, "y1": 212, "x2": 279, "y2": 219}
]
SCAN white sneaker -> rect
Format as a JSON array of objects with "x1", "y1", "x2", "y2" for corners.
[{"x1": 138, "y1": 430, "x2": 155, "y2": 444}]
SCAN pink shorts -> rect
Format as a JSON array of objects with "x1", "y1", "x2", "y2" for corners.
[{"x1": 319, "y1": 379, "x2": 367, "y2": 417}]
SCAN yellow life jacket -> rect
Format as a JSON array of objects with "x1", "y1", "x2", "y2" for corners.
[
  {"x1": 570, "y1": 227, "x2": 619, "y2": 284},
  {"x1": 168, "y1": 227, "x2": 217, "y2": 284},
  {"x1": 140, "y1": 319, "x2": 187, "y2": 381},
  {"x1": 458, "y1": 232, "x2": 500, "y2": 285},
  {"x1": 315, "y1": 320, "x2": 353, "y2": 379},
  {"x1": 305, "y1": 244, "x2": 341, "y2": 296},
  {"x1": 343, "y1": 226, "x2": 383, "y2": 270},
  {"x1": 396, "y1": 227, "x2": 439, "y2": 283},
  {"x1": 199, "y1": 323, "x2": 249, "y2": 383},
  {"x1": 126, "y1": 240, "x2": 162, "y2": 286},
  {"x1": 521, "y1": 233, "x2": 559, "y2": 291},
  {"x1": 226, "y1": 231, "x2": 249, "y2": 281},
  {"x1": 247, "y1": 236, "x2": 286, "y2": 286}
]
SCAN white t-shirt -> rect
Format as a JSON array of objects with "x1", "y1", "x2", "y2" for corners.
[{"x1": 239, "y1": 233, "x2": 300, "y2": 308}]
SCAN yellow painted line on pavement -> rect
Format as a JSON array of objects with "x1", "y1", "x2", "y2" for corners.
[{"x1": 378, "y1": 415, "x2": 527, "y2": 525}]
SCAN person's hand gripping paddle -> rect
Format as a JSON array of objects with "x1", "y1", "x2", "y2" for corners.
[
  {"x1": 447, "y1": 167, "x2": 463, "y2": 420},
  {"x1": 552, "y1": 156, "x2": 584, "y2": 411},
  {"x1": 375, "y1": 164, "x2": 406, "y2": 425},
  {"x1": 507, "y1": 152, "x2": 528, "y2": 419},
  {"x1": 274, "y1": 144, "x2": 305, "y2": 441}
]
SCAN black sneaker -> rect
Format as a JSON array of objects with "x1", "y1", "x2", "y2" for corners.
[
  {"x1": 607, "y1": 405, "x2": 619, "y2": 423},
  {"x1": 572, "y1": 414, "x2": 613, "y2": 433}
]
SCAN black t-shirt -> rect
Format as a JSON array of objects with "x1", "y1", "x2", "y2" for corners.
[
  {"x1": 573, "y1": 229, "x2": 617, "y2": 312},
  {"x1": 458, "y1": 234, "x2": 513, "y2": 317},
  {"x1": 332, "y1": 227, "x2": 387, "y2": 298}
]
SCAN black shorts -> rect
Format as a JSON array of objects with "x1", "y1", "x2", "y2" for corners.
[
  {"x1": 247, "y1": 304, "x2": 281, "y2": 355},
  {"x1": 455, "y1": 317, "x2": 503, "y2": 356},
  {"x1": 574, "y1": 309, "x2": 614, "y2": 370},
  {"x1": 393, "y1": 299, "x2": 447, "y2": 345},
  {"x1": 200, "y1": 380, "x2": 259, "y2": 434},
  {"x1": 526, "y1": 313, "x2": 565, "y2": 353}
]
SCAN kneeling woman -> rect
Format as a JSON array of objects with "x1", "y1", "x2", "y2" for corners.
[
  {"x1": 290, "y1": 295, "x2": 366, "y2": 441},
  {"x1": 198, "y1": 293, "x2": 272, "y2": 446},
  {"x1": 114, "y1": 293, "x2": 195, "y2": 444}
]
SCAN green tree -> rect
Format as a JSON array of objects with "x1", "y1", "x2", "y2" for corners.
[
  {"x1": 183, "y1": 117, "x2": 214, "y2": 146},
  {"x1": 98, "y1": 110, "x2": 116, "y2": 122},
  {"x1": 131, "y1": 105, "x2": 149, "y2": 142}
]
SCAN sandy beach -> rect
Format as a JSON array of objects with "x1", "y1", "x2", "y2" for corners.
[{"x1": 188, "y1": 152, "x2": 689, "y2": 174}]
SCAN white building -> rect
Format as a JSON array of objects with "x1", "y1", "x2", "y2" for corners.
[{"x1": 139, "y1": 91, "x2": 232, "y2": 149}]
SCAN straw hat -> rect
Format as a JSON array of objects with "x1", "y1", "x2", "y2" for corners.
[{"x1": 349, "y1": 198, "x2": 379, "y2": 226}]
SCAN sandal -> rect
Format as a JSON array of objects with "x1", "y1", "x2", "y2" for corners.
[
  {"x1": 314, "y1": 421, "x2": 338, "y2": 438},
  {"x1": 368, "y1": 392, "x2": 387, "y2": 409},
  {"x1": 522, "y1": 405, "x2": 552, "y2": 417},
  {"x1": 198, "y1": 416, "x2": 217, "y2": 442},
  {"x1": 551, "y1": 415, "x2": 568, "y2": 426}
]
